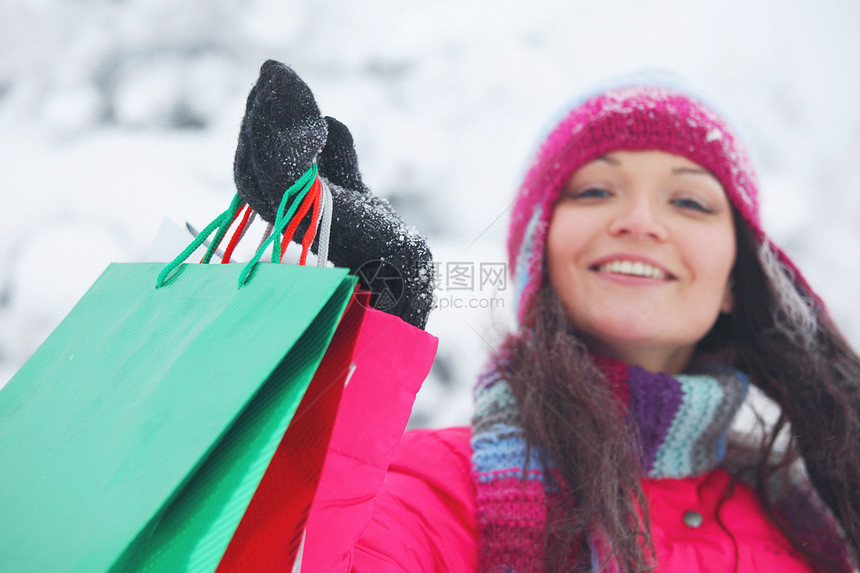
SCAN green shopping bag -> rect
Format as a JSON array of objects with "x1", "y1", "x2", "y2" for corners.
[{"x1": 0, "y1": 171, "x2": 357, "y2": 572}]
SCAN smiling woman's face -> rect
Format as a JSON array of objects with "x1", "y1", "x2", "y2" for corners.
[{"x1": 546, "y1": 150, "x2": 736, "y2": 374}]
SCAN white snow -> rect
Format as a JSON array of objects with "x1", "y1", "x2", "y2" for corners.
[{"x1": 1, "y1": 0, "x2": 859, "y2": 430}]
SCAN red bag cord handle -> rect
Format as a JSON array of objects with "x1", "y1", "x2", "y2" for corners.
[
  {"x1": 299, "y1": 179, "x2": 322, "y2": 265},
  {"x1": 221, "y1": 204, "x2": 254, "y2": 264},
  {"x1": 280, "y1": 176, "x2": 321, "y2": 262}
]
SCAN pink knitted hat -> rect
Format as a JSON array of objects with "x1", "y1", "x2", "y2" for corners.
[{"x1": 508, "y1": 80, "x2": 823, "y2": 324}]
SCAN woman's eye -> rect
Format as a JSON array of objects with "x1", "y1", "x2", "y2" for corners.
[
  {"x1": 672, "y1": 197, "x2": 713, "y2": 213},
  {"x1": 569, "y1": 187, "x2": 611, "y2": 199}
]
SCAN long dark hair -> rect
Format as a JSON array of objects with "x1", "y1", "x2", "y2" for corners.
[{"x1": 497, "y1": 210, "x2": 860, "y2": 571}]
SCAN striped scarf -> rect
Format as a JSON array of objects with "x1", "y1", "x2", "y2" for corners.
[
  {"x1": 471, "y1": 354, "x2": 748, "y2": 572},
  {"x1": 471, "y1": 354, "x2": 851, "y2": 572}
]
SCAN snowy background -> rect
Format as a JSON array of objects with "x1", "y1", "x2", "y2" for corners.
[{"x1": 1, "y1": 0, "x2": 859, "y2": 428}]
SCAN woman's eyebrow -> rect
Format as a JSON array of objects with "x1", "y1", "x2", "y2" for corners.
[
  {"x1": 672, "y1": 166, "x2": 711, "y2": 176},
  {"x1": 596, "y1": 155, "x2": 621, "y2": 165}
]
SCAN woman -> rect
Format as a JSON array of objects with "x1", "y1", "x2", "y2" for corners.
[
  {"x1": 470, "y1": 84, "x2": 860, "y2": 572},
  {"x1": 234, "y1": 62, "x2": 860, "y2": 571}
]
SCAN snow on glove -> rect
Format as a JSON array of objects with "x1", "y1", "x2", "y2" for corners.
[{"x1": 233, "y1": 60, "x2": 434, "y2": 330}]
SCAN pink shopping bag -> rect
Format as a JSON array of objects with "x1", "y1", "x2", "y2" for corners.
[{"x1": 301, "y1": 304, "x2": 439, "y2": 571}]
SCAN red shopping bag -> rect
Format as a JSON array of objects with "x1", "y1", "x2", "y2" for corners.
[
  {"x1": 301, "y1": 303, "x2": 439, "y2": 571},
  {"x1": 215, "y1": 291, "x2": 370, "y2": 572}
]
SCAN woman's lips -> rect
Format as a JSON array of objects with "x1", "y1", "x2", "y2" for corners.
[{"x1": 592, "y1": 270, "x2": 672, "y2": 286}]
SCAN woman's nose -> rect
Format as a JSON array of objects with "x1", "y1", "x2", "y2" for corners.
[{"x1": 607, "y1": 195, "x2": 669, "y2": 241}]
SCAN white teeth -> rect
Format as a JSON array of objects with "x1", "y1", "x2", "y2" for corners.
[{"x1": 597, "y1": 260, "x2": 667, "y2": 279}]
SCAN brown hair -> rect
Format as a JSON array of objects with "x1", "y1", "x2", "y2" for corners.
[{"x1": 497, "y1": 211, "x2": 860, "y2": 571}]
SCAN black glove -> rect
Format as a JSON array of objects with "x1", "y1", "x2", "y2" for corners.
[{"x1": 234, "y1": 60, "x2": 434, "y2": 329}]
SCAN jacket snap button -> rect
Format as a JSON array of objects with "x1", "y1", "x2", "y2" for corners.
[{"x1": 683, "y1": 510, "x2": 703, "y2": 528}]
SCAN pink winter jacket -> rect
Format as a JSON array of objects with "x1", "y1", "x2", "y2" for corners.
[{"x1": 303, "y1": 423, "x2": 817, "y2": 572}]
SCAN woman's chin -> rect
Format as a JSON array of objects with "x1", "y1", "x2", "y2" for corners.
[
  {"x1": 578, "y1": 321, "x2": 693, "y2": 364},
  {"x1": 582, "y1": 319, "x2": 667, "y2": 347}
]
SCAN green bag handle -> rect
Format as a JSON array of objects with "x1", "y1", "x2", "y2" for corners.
[{"x1": 156, "y1": 164, "x2": 319, "y2": 289}]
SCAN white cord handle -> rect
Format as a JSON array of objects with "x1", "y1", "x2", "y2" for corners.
[{"x1": 316, "y1": 179, "x2": 334, "y2": 267}]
